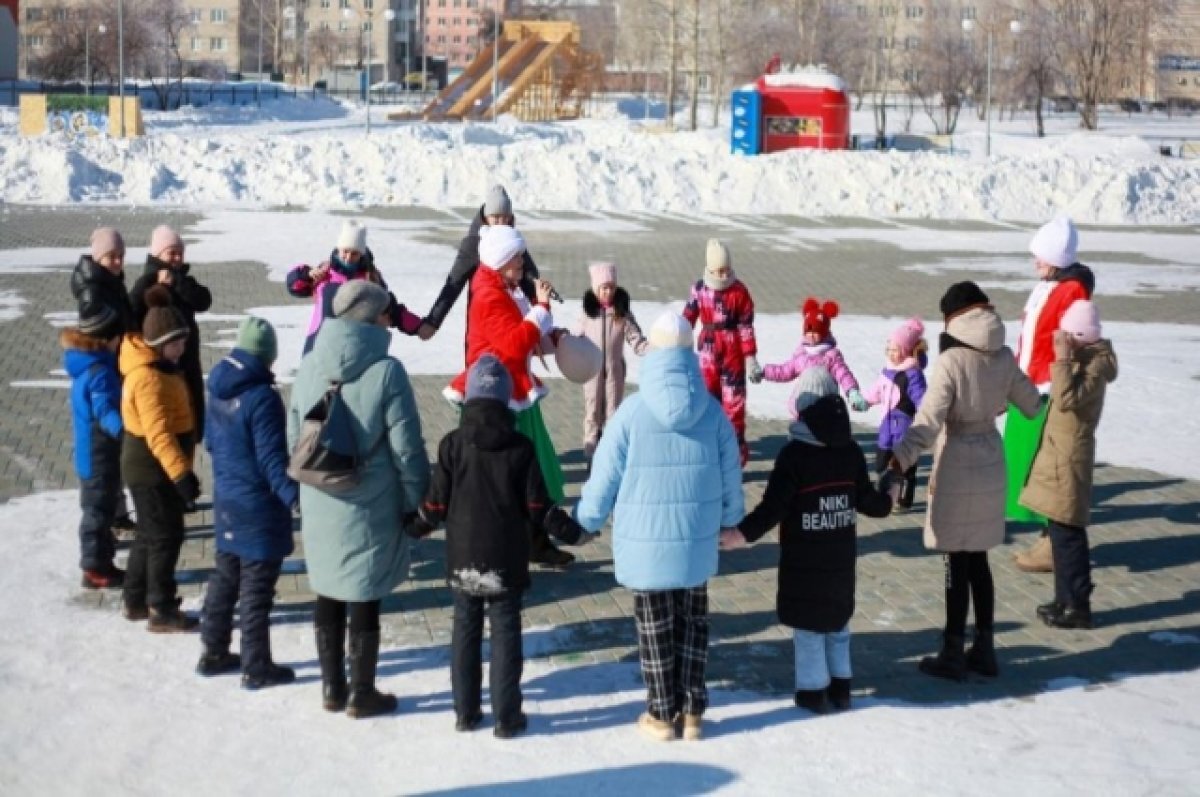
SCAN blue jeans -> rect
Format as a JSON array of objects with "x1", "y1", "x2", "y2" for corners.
[{"x1": 793, "y1": 625, "x2": 851, "y2": 691}]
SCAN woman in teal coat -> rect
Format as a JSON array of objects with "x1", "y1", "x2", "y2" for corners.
[{"x1": 288, "y1": 281, "x2": 430, "y2": 719}]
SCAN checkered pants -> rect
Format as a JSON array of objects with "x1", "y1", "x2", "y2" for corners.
[{"x1": 633, "y1": 585, "x2": 709, "y2": 721}]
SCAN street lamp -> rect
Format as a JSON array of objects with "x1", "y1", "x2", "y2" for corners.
[
  {"x1": 420, "y1": 0, "x2": 428, "y2": 96},
  {"x1": 383, "y1": 8, "x2": 396, "y2": 87},
  {"x1": 117, "y1": 0, "x2": 126, "y2": 137},
  {"x1": 344, "y1": 6, "x2": 373, "y2": 135},
  {"x1": 962, "y1": 18, "x2": 1022, "y2": 157},
  {"x1": 257, "y1": 0, "x2": 265, "y2": 106},
  {"x1": 85, "y1": 21, "x2": 107, "y2": 96}
]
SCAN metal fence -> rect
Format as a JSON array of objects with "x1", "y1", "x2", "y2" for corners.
[{"x1": 0, "y1": 81, "x2": 436, "y2": 109}]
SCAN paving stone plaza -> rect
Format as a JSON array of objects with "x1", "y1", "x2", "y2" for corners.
[{"x1": 1, "y1": 204, "x2": 1197, "y2": 706}]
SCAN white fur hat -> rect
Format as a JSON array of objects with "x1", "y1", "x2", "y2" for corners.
[
  {"x1": 337, "y1": 220, "x2": 368, "y2": 253},
  {"x1": 1029, "y1": 216, "x2": 1079, "y2": 269},
  {"x1": 478, "y1": 225, "x2": 526, "y2": 270},
  {"x1": 648, "y1": 311, "x2": 693, "y2": 350}
]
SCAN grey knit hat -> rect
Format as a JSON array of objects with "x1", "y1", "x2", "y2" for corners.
[
  {"x1": 794, "y1": 366, "x2": 838, "y2": 415},
  {"x1": 484, "y1": 184, "x2": 513, "y2": 218},
  {"x1": 332, "y1": 280, "x2": 390, "y2": 324},
  {"x1": 465, "y1": 354, "x2": 513, "y2": 405},
  {"x1": 78, "y1": 305, "x2": 123, "y2": 340}
]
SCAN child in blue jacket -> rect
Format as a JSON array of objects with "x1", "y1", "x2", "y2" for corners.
[
  {"x1": 198, "y1": 317, "x2": 299, "y2": 690},
  {"x1": 62, "y1": 307, "x2": 126, "y2": 589}
]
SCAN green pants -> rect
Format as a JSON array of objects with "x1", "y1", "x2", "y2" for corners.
[
  {"x1": 514, "y1": 403, "x2": 565, "y2": 503},
  {"x1": 1004, "y1": 400, "x2": 1048, "y2": 524}
]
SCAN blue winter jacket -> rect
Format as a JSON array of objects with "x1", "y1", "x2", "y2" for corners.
[
  {"x1": 576, "y1": 345, "x2": 744, "y2": 590},
  {"x1": 63, "y1": 339, "x2": 123, "y2": 480},
  {"x1": 206, "y1": 348, "x2": 298, "y2": 562}
]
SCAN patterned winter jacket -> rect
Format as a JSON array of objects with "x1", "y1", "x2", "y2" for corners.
[{"x1": 682, "y1": 279, "x2": 757, "y2": 365}]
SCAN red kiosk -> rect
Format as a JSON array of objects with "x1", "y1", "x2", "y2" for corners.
[{"x1": 755, "y1": 68, "x2": 851, "y2": 152}]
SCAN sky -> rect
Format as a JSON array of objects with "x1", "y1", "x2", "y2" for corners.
[{"x1": 1, "y1": 97, "x2": 1199, "y2": 796}]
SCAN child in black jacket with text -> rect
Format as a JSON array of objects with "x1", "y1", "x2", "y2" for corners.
[
  {"x1": 721, "y1": 367, "x2": 896, "y2": 714},
  {"x1": 413, "y1": 355, "x2": 586, "y2": 739}
]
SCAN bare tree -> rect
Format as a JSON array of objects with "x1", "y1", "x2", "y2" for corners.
[
  {"x1": 1052, "y1": 0, "x2": 1126, "y2": 129},
  {"x1": 1008, "y1": 0, "x2": 1060, "y2": 136},
  {"x1": 904, "y1": 5, "x2": 972, "y2": 134},
  {"x1": 140, "y1": 0, "x2": 192, "y2": 109},
  {"x1": 687, "y1": 0, "x2": 701, "y2": 130},
  {"x1": 664, "y1": 0, "x2": 680, "y2": 129}
]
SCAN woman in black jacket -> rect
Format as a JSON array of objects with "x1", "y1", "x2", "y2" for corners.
[
  {"x1": 723, "y1": 367, "x2": 895, "y2": 715},
  {"x1": 129, "y1": 225, "x2": 212, "y2": 442}
]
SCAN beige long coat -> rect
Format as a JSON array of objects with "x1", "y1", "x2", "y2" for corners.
[
  {"x1": 1018, "y1": 339, "x2": 1118, "y2": 527},
  {"x1": 893, "y1": 307, "x2": 1041, "y2": 552}
]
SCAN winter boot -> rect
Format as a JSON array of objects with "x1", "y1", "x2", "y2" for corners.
[
  {"x1": 1014, "y1": 534, "x2": 1054, "y2": 573},
  {"x1": 679, "y1": 713, "x2": 703, "y2": 741},
  {"x1": 196, "y1": 650, "x2": 241, "y2": 677},
  {"x1": 81, "y1": 564, "x2": 126, "y2": 590},
  {"x1": 455, "y1": 712, "x2": 484, "y2": 732},
  {"x1": 918, "y1": 633, "x2": 967, "y2": 681},
  {"x1": 147, "y1": 605, "x2": 199, "y2": 633},
  {"x1": 316, "y1": 625, "x2": 348, "y2": 712},
  {"x1": 636, "y1": 712, "x2": 674, "y2": 741},
  {"x1": 826, "y1": 678, "x2": 852, "y2": 711},
  {"x1": 241, "y1": 663, "x2": 296, "y2": 691},
  {"x1": 494, "y1": 712, "x2": 529, "y2": 740},
  {"x1": 793, "y1": 689, "x2": 829, "y2": 715},
  {"x1": 345, "y1": 630, "x2": 397, "y2": 719},
  {"x1": 964, "y1": 629, "x2": 999, "y2": 677},
  {"x1": 1044, "y1": 604, "x2": 1093, "y2": 630},
  {"x1": 1036, "y1": 601, "x2": 1064, "y2": 622}
]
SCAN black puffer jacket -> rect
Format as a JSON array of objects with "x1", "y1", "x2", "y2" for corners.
[
  {"x1": 69, "y1": 256, "x2": 134, "y2": 335},
  {"x1": 419, "y1": 399, "x2": 581, "y2": 596},
  {"x1": 423, "y1": 207, "x2": 540, "y2": 331},
  {"x1": 739, "y1": 395, "x2": 893, "y2": 632},
  {"x1": 129, "y1": 256, "x2": 213, "y2": 440}
]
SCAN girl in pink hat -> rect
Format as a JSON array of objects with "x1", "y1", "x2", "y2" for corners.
[
  {"x1": 575, "y1": 262, "x2": 648, "y2": 460},
  {"x1": 859, "y1": 317, "x2": 928, "y2": 510}
]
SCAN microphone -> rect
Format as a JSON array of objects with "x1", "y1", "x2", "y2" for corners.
[{"x1": 547, "y1": 285, "x2": 564, "y2": 304}]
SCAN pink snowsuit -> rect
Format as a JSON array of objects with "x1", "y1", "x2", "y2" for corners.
[
  {"x1": 763, "y1": 337, "x2": 860, "y2": 419},
  {"x1": 575, "y1": 288, "x2": 647, "y2": 456}
]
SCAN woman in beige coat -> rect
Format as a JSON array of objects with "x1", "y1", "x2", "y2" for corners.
[
  {"x1": 1019, "y1": 300, "x2": 1117, "y2": 630},
  {"x1": 892, "y1": 282, "x2": 1041, "y2": 682}
]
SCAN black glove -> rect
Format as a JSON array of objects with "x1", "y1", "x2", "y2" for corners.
[
  {"x1": 402, "y1": 511, "x2": 434, "y2": 539},
  {"x1": 174, "y1": 471, "x2": 201, "y2": 508},
  {"x1": 544, "y1": 505, "x2": 586, "y2": 546}
]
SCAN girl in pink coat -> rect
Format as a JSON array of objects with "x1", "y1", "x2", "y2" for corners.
[
  {"x1": 575, "y1": 262, "x2": 648, "y2": 460},
  {"x1": 860, "y1": 317, "x2": 928, "y2": 509},
  {"x1": 759, "y1": 298, "x2": 868, "y2": 415}
]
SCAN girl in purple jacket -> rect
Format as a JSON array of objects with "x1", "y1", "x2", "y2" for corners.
[
  {"x1": 757, "y1": 297, "x2": 868, "y2": 415},
  {"x1": 861, "y1": 317, "x2": 928, "y2": 509}
]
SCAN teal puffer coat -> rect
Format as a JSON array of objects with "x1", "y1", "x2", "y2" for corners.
[{"x1": 288, "y1": 318, "x2": 430, "y2": 601}]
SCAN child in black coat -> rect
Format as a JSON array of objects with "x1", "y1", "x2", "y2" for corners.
[
  {"x1": 414, "y1": 355, "x2": 585, "y2": 739},
  {"x1": 722, "y1": 367, "x2": 897, "y2": 714}
]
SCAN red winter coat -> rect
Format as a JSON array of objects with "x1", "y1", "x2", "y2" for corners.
[
  {"x1": 445, "y1": 266, "x2": 551, "y2": 410},
  {"x1": 1015, "y1": 265, "x2": 1093, "y2": 389}
]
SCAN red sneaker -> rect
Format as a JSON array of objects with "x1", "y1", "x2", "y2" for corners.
[{"x1": 81, "y1": 565, "x2": 126, "y2": 590}]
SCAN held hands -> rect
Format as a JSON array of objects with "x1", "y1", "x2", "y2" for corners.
[
  {"x1": 719, "y1": 528, "x2": 747, "y2": 550},
  {"x1": 1052, "y1": 329, "x2": 1074, "y2": 361},
  {"x1": 848, "y1": 388, "x2": 870, "y2": 412},
  {"x1": 745, "y1": 356, "x2": 764, "y2": 384},
  {"x1": 878, "y1": 471, "x2": 904, "y2": 505},
  {"x1": 417, "y1": 322, "x2": 437, "y2": 341},
  {"x1": 309, "y1": 263, "x2": 331, "y2": 284}
]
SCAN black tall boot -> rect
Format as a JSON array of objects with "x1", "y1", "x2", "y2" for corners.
[
  {"x1": 316, "y1": 625, "x2": 347, "y2": 712},
  {"x1": 918, "y1": 633, "x2": 967, "y2": 681},
  {"x1": 964, "y1": 628, "x2": 998, "y2": 677},
  {"x1": 345, "y1": 630, "x2": 397, "y2": 719}
]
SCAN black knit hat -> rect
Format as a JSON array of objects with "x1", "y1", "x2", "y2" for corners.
[
  {"x1": 78, "y1": 306, "x2": 123, "y2": 340},
  {"x1": 939, "y1": 281, "x2": 991, "y2": 320},
  {"x1": 142, "y1": 285, "x2": 189, "y2": 347}
]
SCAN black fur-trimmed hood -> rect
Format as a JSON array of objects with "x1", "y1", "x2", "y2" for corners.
[{"x1": 583, "y1": 287, "x2": 631, "y2": 320}]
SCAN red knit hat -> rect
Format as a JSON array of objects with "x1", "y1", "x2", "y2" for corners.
[{"x1": 802, "y1": 297, "x2": 839, "y2": 339}]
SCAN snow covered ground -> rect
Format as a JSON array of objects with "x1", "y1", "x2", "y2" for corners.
[
  {"x1": 1, "y1": 98, "x2": 1199, "y2": 796},
  {"x1": 1, "y1": 96, "x2": 1199, "y2": 223}
]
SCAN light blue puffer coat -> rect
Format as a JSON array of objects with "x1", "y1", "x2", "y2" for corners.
[
  {"x1": 575, "y1": 345, "x2": 744, "y2": 590},
  {"x1": 287, "y1": 318, "x2": 430, "y2": 601}
]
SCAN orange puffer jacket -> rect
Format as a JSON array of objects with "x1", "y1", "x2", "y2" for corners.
[{"x1": 119, "y1": 334, "x2": 195, "y2": 486}]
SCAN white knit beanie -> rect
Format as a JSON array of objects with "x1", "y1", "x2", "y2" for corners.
[
  {"x1": 1029, "y1": 216, "x2": 1079, "y2": 269},
  {"x1": 337, "y1": 220, "x2": 368, "y2": 253},
  {"x1": 478, "y1": 225, "x2": 526, "y2": 270},
  {"x1": 704, "y1": 238, "x2": 734, "y2": 289},
  {"x1": 648, "y1": 311, "x2": 693, "y2": 350}
]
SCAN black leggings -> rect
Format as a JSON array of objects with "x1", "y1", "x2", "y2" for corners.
[
  {"x1": 943, "y1": 552, "x2": 994, "y2": 636},
  {"x1": 313, "y1": 595, "x2": 381, "y2": 636}
]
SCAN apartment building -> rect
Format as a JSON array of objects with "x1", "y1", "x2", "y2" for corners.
[{"x1": 287, "y1": 0, "x2": 420, "y2": 85}]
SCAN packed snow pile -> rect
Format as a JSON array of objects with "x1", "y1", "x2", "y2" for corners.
[{"x1": 1, "y1": 100, "x2": 1198, "y2": 223}]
